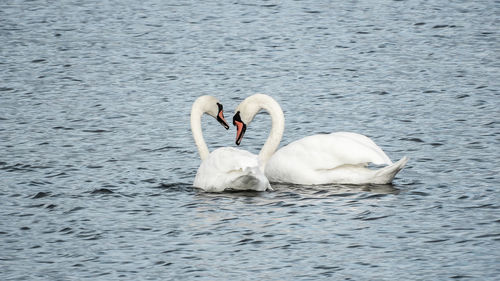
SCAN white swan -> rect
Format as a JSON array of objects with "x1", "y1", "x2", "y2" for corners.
[
  {"x1": 232, "y1": 94, "x2": 408, "y2": 185},
  {"x1": 191, "y1": 95, "x2": 271, "y2": 192}
]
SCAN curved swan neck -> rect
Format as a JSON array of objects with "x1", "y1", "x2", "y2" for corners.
[
  {"x1": 191, "y1": 100, "x2": 210, "y2": 161},
  {"x1": 256, "y1": 95, "x2": 284, "y2": 166}
]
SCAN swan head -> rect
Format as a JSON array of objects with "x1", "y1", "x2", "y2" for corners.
[
  {"x1": 194, "y1": 95, "x2": 230, "y2": 130},
  {"x1": 232, "y1": 94, "x2": 268, "y2": 145}
]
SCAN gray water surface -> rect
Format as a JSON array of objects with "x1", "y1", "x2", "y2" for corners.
[{"x1": 1, "y1": 1, "x2": 499, "y2": 280}]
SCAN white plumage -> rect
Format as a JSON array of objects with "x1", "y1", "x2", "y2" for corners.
[
  {"x1": 265, "y1": 132, "x2": 408, "y2": 184},
  {"x1": 233, "y1": 94, "x2": 408, "y2": 185},
  {"x1": 194, "y1": 147, "x2": 270, "y2": 192},
  {"x1": 190, "y1": 96, "x2": 270, "y2": 192}
]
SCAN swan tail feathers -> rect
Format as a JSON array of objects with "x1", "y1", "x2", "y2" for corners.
[{"x1": 373, "y1": 156, "x2": 409, "y2": 184}]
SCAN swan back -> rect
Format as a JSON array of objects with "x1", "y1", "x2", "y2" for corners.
[{"x1": 272, "y1": 132, "x2": 392, "y2": 168}]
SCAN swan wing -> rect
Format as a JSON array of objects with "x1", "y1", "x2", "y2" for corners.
[
  {"x1": 194, "y1": 147, "x2": 270, "y2": 192},
  {"x1": 326, "y1": 132, "x2": 392, "y2": 165},
  {"x1": 272, "y1": 132, "x2": 392, "y2": 168},
  {"x1": 265, "y1": 132, "x2": 395, "y2": 184}
]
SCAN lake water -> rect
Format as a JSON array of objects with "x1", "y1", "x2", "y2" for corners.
[{"x1": 1, "y1": 0, "x2": 499, "y2": 280}]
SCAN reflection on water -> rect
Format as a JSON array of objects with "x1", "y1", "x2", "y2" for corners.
[
  {"x1": 272, "y1": 183, "x2": 401, "y2": 195},
  {"x1": 1, "y1": 0, "x2": 499, "y2": 280}
]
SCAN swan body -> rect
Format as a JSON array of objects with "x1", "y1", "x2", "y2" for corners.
[
  {"x1": 191, "y1": 96, "x2": 270, "y2": 192},
  {"x1": 233, "y1": 94, "x2": 408, "y2": 185},
  {"x1": 194, "y1": 147, "x2": 270, "y2": 192},
  {"x1": 265, "y1": 132, "x2": 408, "y2": 184}
]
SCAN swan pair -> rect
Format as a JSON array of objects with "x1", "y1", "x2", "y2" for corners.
[{"x1": 191, "y1": 94, "x2": 408, "y2": 192}]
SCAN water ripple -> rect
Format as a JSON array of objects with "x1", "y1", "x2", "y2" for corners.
[{"x1": 1, "y1": 0, "x2": 498, "y2": 280}]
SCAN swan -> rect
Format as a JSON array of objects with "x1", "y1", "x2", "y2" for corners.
[
  {"x1": 232, "y1": 94, "x2": 408, "y2": 185},
  {"x1": 191, "y1": 95, "x2": 271, "y2": 192}
]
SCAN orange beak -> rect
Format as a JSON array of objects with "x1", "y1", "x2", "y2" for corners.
[
  {"x1": 216, "y1": 103, "x2": 230, "y2": 130},
  {"x1": 234, "y1": 120, "x2": 246, "y2": 145}
]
